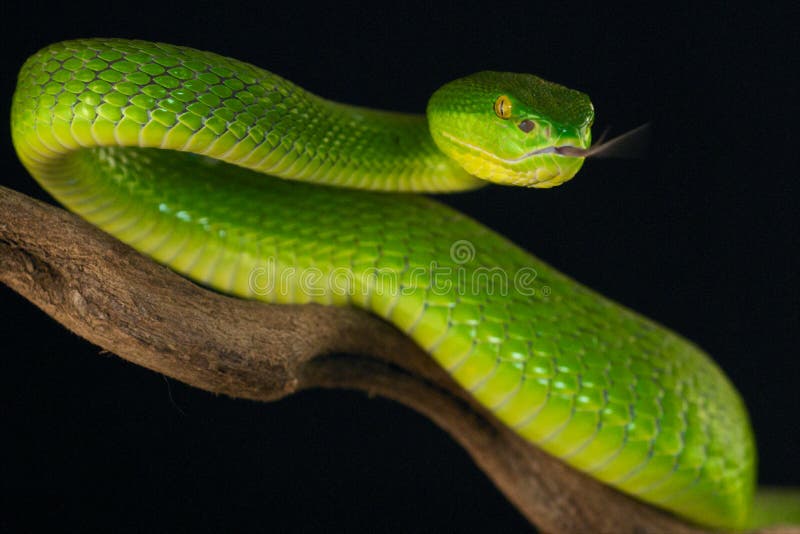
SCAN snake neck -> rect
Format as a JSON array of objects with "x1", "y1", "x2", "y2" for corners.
[{"x1": 290, "y1": 96, "x2": 483, "y2": 191}]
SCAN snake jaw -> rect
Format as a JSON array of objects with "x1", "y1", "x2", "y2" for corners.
[{"x1": 436, "y1": 130, "x2": 589, "y2": 188}]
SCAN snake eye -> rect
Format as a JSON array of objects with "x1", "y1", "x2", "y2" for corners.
[
  {"x1": 518, "y1": 119, "x2": 535, "y2": 133},
  {"x1": 494, "y1": 95, "x2": 512, "y2": 119}
]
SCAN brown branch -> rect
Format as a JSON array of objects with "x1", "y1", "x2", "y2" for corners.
[{"x1": 0, "y1": 185, "x2": 794, "y2": 534}]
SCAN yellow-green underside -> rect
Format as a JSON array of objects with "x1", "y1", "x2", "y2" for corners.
[{"x1": 11, "y1": 39, "x2": 758, "y2": 529}]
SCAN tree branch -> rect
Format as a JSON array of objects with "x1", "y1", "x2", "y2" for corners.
[{"x1": 0, "y1": 185, "x2": 792, "y2": 533}]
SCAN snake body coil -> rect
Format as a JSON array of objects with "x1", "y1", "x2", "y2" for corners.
[{"x1": 12, "y1": 39, "x2": 757, "y2": 529}]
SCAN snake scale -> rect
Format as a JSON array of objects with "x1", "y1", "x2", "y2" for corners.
[{"x1": 12, "y1": 39, "x2": 786, "y2": 529}]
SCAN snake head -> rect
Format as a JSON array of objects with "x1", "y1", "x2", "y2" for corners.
[{"x1": 427, "y1": 71, "x2": 594, "y2": 188}]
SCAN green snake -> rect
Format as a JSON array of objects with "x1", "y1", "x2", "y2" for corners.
[{"x1": 10, "y1": 39, "x2": 796, "y2": 530}]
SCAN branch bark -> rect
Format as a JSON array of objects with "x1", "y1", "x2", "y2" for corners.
[{"x1": 0, "y1": 185, "x2": 793, "y2": 534}]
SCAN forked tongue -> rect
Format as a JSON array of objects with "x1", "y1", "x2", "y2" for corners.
[{"x1": 557, "y1": 123, "x2": 651, "y2": 159}]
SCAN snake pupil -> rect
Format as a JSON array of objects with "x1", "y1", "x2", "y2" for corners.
[{"x1": 494, "y1": 95, "x2": 512, "y2": 119}]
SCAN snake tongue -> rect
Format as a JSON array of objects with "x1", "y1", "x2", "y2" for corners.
[{"x1": 582, "y1": 122, "x2": 651, "y2": 159}]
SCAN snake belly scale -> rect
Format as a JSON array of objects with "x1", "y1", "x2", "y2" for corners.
[{"x1": 11, "y1": 39, "x2": 755, "y2": 529}]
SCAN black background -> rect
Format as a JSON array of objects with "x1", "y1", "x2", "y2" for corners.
[{"x1": 0, "y1": 2, "x2": 797, "y2": 532}]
